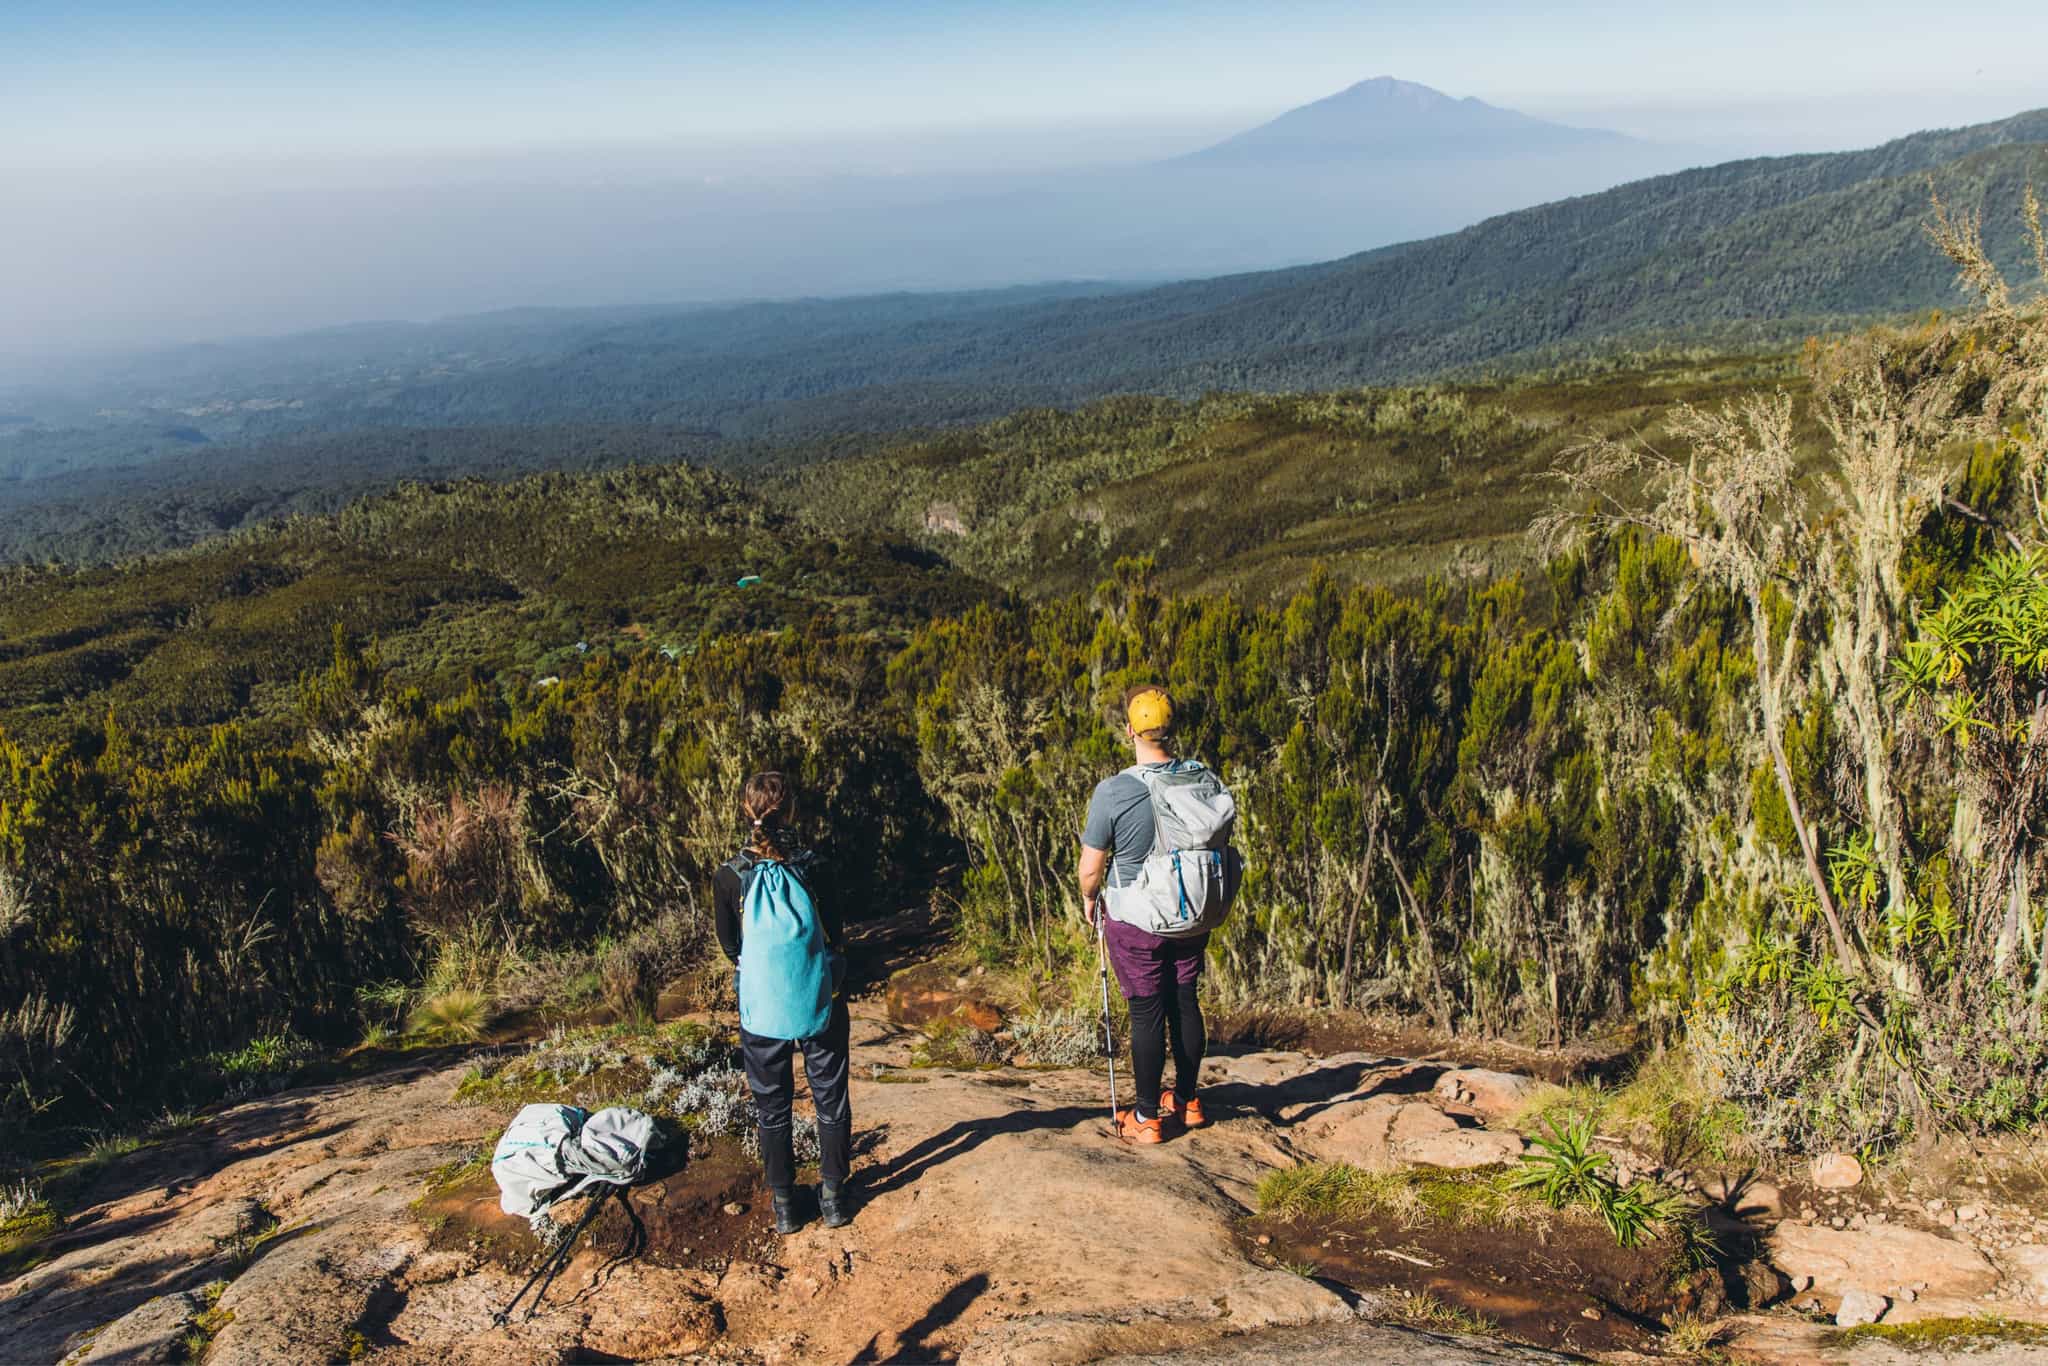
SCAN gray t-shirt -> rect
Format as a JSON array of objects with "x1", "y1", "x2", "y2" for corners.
[{"x1": 1081, "y1": 762, "x2": 1174, "y2": 885}]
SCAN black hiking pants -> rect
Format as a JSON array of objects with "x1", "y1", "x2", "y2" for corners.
[
  {"x1": 1127, "y1": 983, "x2": 1205, "y2": 1118},
  {"x1": 739, "y1": 998, "x2": 852, "y2": 1193}
]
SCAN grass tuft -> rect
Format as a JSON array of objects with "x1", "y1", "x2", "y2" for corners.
[
  {"x1": 178, "y1": 1282, "x2": 234, "y2": 1362},
  {"x1": 1505, "y1": 1050, "x2": 1750, "y2": 1170},
  {"x1": 1255, "y1": 1162, "x2": 1551, "y2": 1232},
  {"x1": 83, "y1": 1130, "x2": 147, "y2": 1164},
  {"x1": 410, "y1": 989, "x2": 494, "y2": 1043},
  {"x1": 909, "y1": 1019, "x2": 1008, "y2": 1070},
  {"x1": 1394, "y1": 1290, "x2": 1498, "y2": 1338},
  {"x1": 1663, "y1": 1312, "x2": 1728, "y2": 1357},
  {"x1": 0, "y1": 1178, "x2": 60, "y2": 1261},
  {"x1": 355, "y1": 1021, "x2": 397, "y2": 1052}
]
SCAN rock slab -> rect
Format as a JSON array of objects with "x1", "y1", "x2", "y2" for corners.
[
  {"x1": 1432, "y1": 1068, "x2": 1557, "y2": 1125},
  {"x1": 1768, "y1": 1222, "x2": 1998, "y2": 1303},
  {"x1": 72, "y1": 1289, "x2": 210, "y2": 1365},
  {"x1": 1293, "y1": 1094, "x2": 1524, "y2": 1171}
]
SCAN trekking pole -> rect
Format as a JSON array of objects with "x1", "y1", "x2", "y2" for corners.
[
  {"x1": 1095, "y1": 905, "x2": 1119, "y2": 1136},
  {"x1": 493, "y1": 1188, "x2": 610, "y2": 1326}
]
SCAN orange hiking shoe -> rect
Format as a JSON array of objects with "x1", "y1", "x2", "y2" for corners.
[
  {"x1": 1114, "y1": 1108, "x2": 1165, "y2": 1144},
  {"x1": 1161, "y1": 1090, "x2": 1206, "y2": 1129}
]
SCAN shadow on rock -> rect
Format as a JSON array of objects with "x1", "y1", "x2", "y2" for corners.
[{"x1": 853, "y1": 1271, "x2": 991, "y2": 1364}]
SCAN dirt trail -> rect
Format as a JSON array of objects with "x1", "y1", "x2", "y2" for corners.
[{"x1": 8, "y1": 997, "x2": 2047, "y2": 1364}]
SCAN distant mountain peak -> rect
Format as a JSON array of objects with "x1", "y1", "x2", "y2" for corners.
[
  {"x1": 1179, "y1": 76, "x2": 1626, "y2": 167},
  {"x1": 1333, "y1": 75, "x2": 1459, "y2": 102}
]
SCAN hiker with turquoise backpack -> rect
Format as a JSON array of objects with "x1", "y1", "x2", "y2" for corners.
[
  {"x1": 714, "y1": 771, "x2": 853, "y2": 1234},
  {"x1": 1078, "y1": 685, "x2": 1242, "y2": 1144}
]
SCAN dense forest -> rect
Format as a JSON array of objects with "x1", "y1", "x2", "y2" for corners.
[
  {"x1": 5, "y1": 110, "x2": 2043, "y2": 567},
  {"x1": 3, "y1": 208, "x2": 2044, "y2": 1168}
]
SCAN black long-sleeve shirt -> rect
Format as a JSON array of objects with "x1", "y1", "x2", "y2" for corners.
[{"x1": 713, "y1": 850, "x2": 842, "y2": 964}]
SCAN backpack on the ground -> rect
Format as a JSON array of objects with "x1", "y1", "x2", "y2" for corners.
[
  {"x1": 488, "y1": 1104, "x2": 659, "y2": 1325},
  {"x1": 728, "y1": 852, "x2": 835, "y2": 1041},
  {"x1": 1102, "y1": 761, "x2": 1243, "y2": 939},
  {"x1": 491, "y1": 1103, "x2": 658, "y2": 1224}
]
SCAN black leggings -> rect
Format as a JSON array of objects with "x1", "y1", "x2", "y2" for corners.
[
  {"x1": 1127, "y1": 983, "x2": 1205, "y2": 1117},
  {"x1": 739, "y1": 998, "x2": 852, "y2": 1193}
]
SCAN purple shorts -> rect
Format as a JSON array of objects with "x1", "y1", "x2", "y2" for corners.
[{"x1": 1103, "y1": 917, "x2": 1208, "y2": 1000}]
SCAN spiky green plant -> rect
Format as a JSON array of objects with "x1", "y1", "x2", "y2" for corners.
[{"x1": 1509, "y1": 1114, "x2": 1610, "y2": 1209}]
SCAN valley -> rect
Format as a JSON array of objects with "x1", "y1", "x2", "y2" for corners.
[{"x1": 5, "y1": 107, "x2": 2043, "y2": 566}]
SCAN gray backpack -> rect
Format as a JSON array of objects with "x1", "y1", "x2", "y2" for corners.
[
  {"x1": 1102, "y1": 762, "x2": 1243, "y2": 938},
  {"x1": 492, "y1": 1104, "x2": 658, "y2": 1227}
]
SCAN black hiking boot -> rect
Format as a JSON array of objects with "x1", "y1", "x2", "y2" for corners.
[
  {"x1": 819, "y1": 1180, "x2": 853, "y2": 1229},
  {"x1": 772, "y1": 1189, "x2": 805, "y2": 1235}
]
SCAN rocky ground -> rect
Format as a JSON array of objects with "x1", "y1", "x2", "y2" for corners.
[{"x1": 8, "y1": 963, "x2": 2048, "y2": 1363}]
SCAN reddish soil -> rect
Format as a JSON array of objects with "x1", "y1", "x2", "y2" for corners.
[
  {"x1": 1239, "y1": 1207, "x2": 1719, "y2": 1357},
  {"x1": 417, "y1": 1142, "x2": 778, "y2": 1278}
]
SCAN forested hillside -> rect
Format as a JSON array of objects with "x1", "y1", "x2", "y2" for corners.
[
  {"x1": 5, "y1": 109, "x2": 2042, "y2": 567},
  {"x1": 0, "y1": 465, "x2": 990, "y2": 749},
  {"x1": 775, "y1": 351, "x2": 1800, "y2": 598}
]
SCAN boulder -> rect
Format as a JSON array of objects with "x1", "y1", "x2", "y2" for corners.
[
  {"x1": 1809, "y1": 1153, "x2": 1863, "y2": 1189},
  {"x1": 1767, "y1": 1222, "x2": 1997, "y2": 1304},
  {"x1": 1432, "y1": 1068, "x2": 1557, "y2": 1125},
  {"x1": 1834, "y1": 1288, "x2": 1888, "y2": 1327},
  {"x1": 1292, "y1": 1094, "x2": 1523, "y2": 1171},
  {"x1": 74, "y1": 1289, "x2": 211, "y2": 1365},
  {"x1": 209, "y1": 1222, "x2": 420, "y2": 1363},
  {"x1": 885, "y1": 963, "x2": 1004, "y2": 1033}
]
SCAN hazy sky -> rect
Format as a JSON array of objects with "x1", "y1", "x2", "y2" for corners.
[
  {"x1": 8, "y1": 0, "x2": 2045, "y2": 172},
  {"x1": 5, "y1": 1, "x2": 2046, "y2": 359}
]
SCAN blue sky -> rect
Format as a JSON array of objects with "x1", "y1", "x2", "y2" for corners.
[{"x1": 7, "y1": 0, "x2": 2046, "y2": 169}]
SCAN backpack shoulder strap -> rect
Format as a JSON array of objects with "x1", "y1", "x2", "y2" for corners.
[{"x1": 1118, "y1": 764, "x2": 1174, "y2": 860}]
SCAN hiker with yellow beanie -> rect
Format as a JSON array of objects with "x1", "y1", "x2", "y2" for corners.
[{"x1": 1078, "y1": 685, "x2": 1241, "y2": 1143}]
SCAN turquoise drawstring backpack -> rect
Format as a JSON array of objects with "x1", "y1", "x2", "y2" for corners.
[{"x1": 731, "y1": 854, "x2": 834, "y2": 1041}]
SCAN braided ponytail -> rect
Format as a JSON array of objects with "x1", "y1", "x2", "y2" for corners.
[{"x1": 740, "y1": 771, "x2": 794, "y2": 862}]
